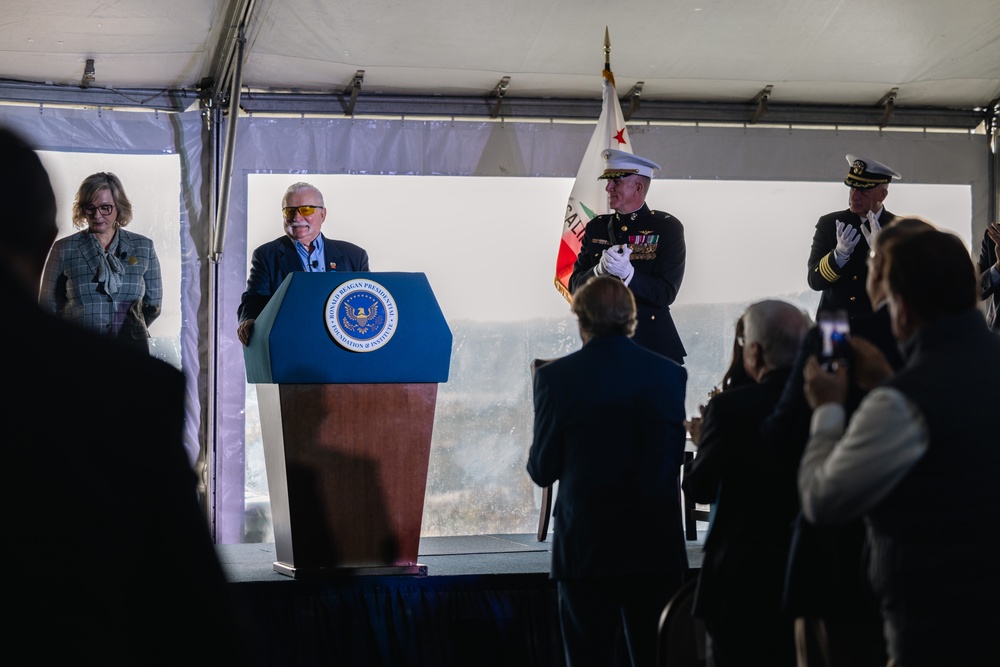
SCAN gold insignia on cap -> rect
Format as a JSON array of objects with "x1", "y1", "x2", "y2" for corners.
[
  {"x1": 851, "y1": 160, "x2": 866, "y2": 175},
  {"x1": 600, "y1": 169, "x2": 640, "y2": 179}
]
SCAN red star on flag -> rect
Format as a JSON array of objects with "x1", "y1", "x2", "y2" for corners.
[{"x1": 614, "y1": 128, "x2": 627, "y2": 145}]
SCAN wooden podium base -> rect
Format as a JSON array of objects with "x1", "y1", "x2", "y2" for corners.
[{"x1": 257, "y1": 382, "x2": 437, "y2": 577}]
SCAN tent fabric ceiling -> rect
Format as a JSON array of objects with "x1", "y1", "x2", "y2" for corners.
[{"x1": 1, "y1": 0, "x2": 999, "y2": 116}]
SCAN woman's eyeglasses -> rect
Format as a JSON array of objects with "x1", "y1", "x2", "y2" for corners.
[
  {"x1": 82, "y1": 204, "x2": 114, "y2": 217},
  {"x1": 283, "y1": 205, "x2": 325, "y2": 219}
]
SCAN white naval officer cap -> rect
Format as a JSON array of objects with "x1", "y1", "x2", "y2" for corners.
[
  {"x1": 844, "y1": 154, "x2": 901, "y2": 189},
  {"x1": 598, "y1": 149, "x2": 661, "y2": 180}
]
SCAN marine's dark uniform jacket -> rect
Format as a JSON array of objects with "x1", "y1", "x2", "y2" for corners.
[
  {"x1": 807, "y1": 208, "x2": 895, "y2": 322},
  {"x1": 569, "y1": 203, "x2": 686, "y2": 363}
]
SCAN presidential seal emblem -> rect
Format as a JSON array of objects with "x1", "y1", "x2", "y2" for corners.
[{"x1": 325, "y1": 279, "x2": 398, "y2": 352}]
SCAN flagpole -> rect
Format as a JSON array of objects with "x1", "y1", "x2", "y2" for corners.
[
  {"x1": 553, "y1": 28, "x2": 631, "y2": 301},
  {"x1": 603, "y1": 27, "x2": 616, "y2": 88},
  {"x1": 604, "y1": 26, "x2": 611, "y2": 72}
]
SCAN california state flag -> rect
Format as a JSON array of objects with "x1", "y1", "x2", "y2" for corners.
[{"x1": 554, "y1": 67, "x2": 631, "y2": 301}]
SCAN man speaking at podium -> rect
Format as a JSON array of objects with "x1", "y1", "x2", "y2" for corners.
[{"x1": 238, "y1": 181, "x2": 370, "y2": 345}]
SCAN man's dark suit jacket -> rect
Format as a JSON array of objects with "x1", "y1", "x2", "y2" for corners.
[
  {"x1": 238, "y1": 234, "x2": 370, "y2": 323},
  {"x1": 683, "y1": 368, "x2": 798, "y2": 630},
  {"x1": 527, "y1": 334, "x2": 688, "y2": 581},
  {"x1": 6, "y1": 273, "x2": 243, "y2": 665}
]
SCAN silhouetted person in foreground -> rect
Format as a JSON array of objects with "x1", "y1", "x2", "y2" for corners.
[{"x1": 1, "y1": 125, "x2": 243, "y2": 666}]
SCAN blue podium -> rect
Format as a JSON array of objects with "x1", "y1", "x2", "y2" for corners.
[{"x1": 244, "y1": 272, "x2": 452, "y2": 577}]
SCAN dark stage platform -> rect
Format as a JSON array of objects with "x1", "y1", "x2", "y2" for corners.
[{"x1": 217, "y1": 533, "x2": 705, "y2": 667}]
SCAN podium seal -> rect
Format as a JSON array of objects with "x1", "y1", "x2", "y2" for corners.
[{"x1": 325, "y1": 279, "x2": 398, "y2": 352}]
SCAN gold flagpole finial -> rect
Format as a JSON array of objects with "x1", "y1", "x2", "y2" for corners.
[{"x1": 604, "y1": 27, "x2": 611, "y2": 70}]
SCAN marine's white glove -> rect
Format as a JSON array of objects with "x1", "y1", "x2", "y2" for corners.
[
  {"x1": 605, "y1": 245, "x2": 635, "y2": 284},
  {"x1": 834, "y1": 220, "x2": 861, "y2": 266},
  {"x1": 861, "y1": 210, "x2": 882, "y2": 247},
  {"x1": 596, "y1": 248, "x2": 612, "y2": 276}
]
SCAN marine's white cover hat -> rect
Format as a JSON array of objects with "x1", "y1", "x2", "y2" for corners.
[{"x1": 598, "y1": 149, "x2": 661, "y2": 179}]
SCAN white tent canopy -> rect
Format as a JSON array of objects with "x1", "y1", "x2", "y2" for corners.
[
  {"x1": 1, "y1": 1, "x2": 997, "y2": 544},
  {"x1": 2, "y1": 0, "x2": 999, "y2": 123}
]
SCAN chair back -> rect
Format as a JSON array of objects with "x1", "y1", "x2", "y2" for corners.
[
  {"x1": 657, "y1": 579, "x2": 706, "y2": 666},
  {"x1": 530, "y1": 358, "x2": 556, "y2": 541}
]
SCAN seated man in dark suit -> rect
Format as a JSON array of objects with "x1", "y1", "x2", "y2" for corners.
[
  {"x1": 1, "y1": 126, "x2": 243, "y2": 666},
  {"x1": 527, "y1": 275, "x2": 688, "y2": 667},
  {"x1": 683, "y1": 299, "x2": 811, "y2": 667},
  {"x1": 237, "y1": 181, "x2": 370, "y2": 345}
]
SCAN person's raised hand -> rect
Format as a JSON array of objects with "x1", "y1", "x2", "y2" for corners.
[
  {"x1": 803, "y1": 355, "x2": 848, "y2": 410},
  {"x1": 596, "y1": 249, "x2": 613, "y2": 276},
  {"x1": 988, "y1": 221, "x2": 1000, "y2": 270},
  {"x1": 605, "y1": 245, "x2": 634, "y2": 282},
  {"x1": 684, "y1": 415, "x2": 704, "y2": 446},
  {"x1": 861, "y1": 210, "x2": 882, "y2": 247},
  {"x1": 834, "y1": 220, "x2": 861, "y2": 262},
  {"x1": 849, "y1": 336, "x2": 894, "y2": 391}
]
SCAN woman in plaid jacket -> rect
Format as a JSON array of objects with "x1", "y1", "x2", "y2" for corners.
[{"x1": 40, "y1": 172, "x2": 161, "y2": 353}]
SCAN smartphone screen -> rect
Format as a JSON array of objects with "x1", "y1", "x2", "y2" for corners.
[{"x1": 818, "y1": 309, "x2": 851, "y2": 371}]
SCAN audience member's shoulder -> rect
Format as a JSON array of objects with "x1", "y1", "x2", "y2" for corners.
[
  {"x1": 639, "y1": 344, "x2": 687, "y2": 375},
  {"x1": 22, "y1": 301, "x2": 182, "y2": 384},
  {"x1": 102, "y1": 335, "x2": 184, "y2": 385}
]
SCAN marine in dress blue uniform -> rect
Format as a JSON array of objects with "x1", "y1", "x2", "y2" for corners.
[{"x1": 568, "y1": 149, "x2": 687, "y2": 364}]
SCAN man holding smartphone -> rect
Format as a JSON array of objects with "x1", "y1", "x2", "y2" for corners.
[
  {"x1": 817, "y1": 309, "x2": 852, "y2": 372},
  {"x1": 799, "y1": 228, "x2": 1000, "y2": 666}
]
